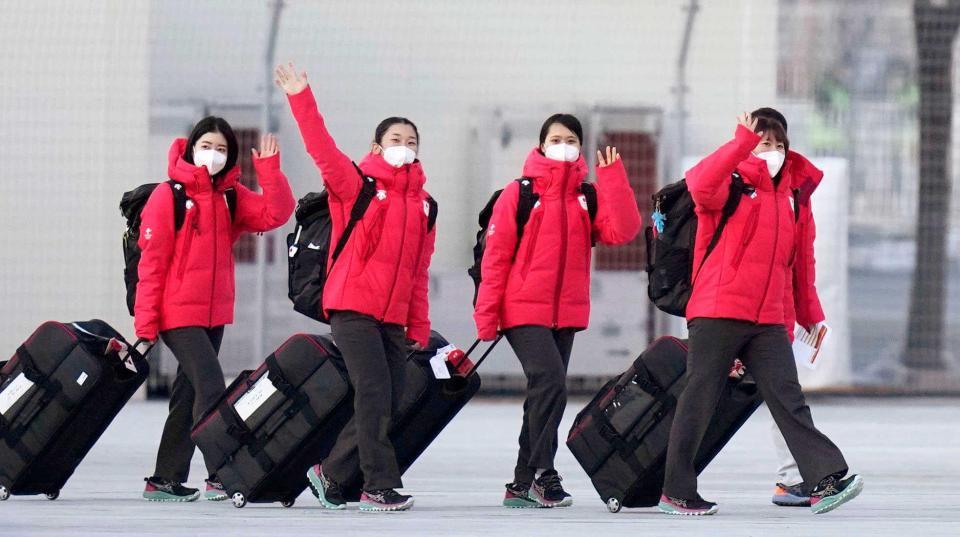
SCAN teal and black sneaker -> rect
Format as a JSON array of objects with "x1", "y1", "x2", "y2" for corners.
[
  {"x1": 142, "y1": 476, "x2": 200, "y2": 502},
  {"x1": 204, "y1": 479, "x2": 228, "y2": 501},
  {"x1": 810, "y1": 473, "x2": 863, "y2": 514},
  {"x1": 306, "y1": 464, "x2": 346, "y2": 510},
  {"x1": 503, "y1": 482, "x2": 538, "y2": 508}
]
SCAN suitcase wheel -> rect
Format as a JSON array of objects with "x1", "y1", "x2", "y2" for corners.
[
  {"x1": 606, "y1": 497, "x2": 622, "y2": 513},
  {"x1": 0, "y1": 486, "x2": 9, "y2": 501},
  {"x1": 281, "y1": 499, "x2": 295, "y2": 508},
  {"x1": 231, "y1": 492, "x2": 247, "y2": 508},
  {"x1": 45, "y1": 491, "x2": 59, "y2": 501}
]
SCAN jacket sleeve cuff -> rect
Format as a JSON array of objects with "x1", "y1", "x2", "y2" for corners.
[
  {"x1": 406, "y1": 325, "x2": 430, "y2": 348},
  {"x1": 596, "y1": 157, "x2": 627, "y2": 183},
  {"x1": 253, "y1": 151, "x2": 281, "y2": 172},
  {"x1": 734, "y1": 124, "x2": 762, "y2": 148},
  {"x1": 476, "y1": 322, "x2": 499, "y2": 342},
  {"x1": 135, "y1": 324, "x2": 158, "y2": 341}
]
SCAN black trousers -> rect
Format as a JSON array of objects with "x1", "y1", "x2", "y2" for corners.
[
  {"x1": 505, "y1": 325, "x2": 576, "y2": 485},
  {"x1": 663, "y1": 318, "x2": 848, "y2": 499},
  {"x1": 153, "y1": 325, "x2": 226, "y2": 483},
  {"x1": 323, "y1": 311, "x2": 408, "y2": 491}
]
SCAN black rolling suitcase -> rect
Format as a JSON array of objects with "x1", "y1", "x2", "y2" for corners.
[
  {"x1": 566, "y1": 336, "x2": 761, "y2": 513},
  {"x1": 328, "y1": 331, "x2": 499, "y2": 502},
  {"x1": 0, "y1": 320, "x2": 150, "y2": 501},
  {"x1": 191, "y1": 333, "x2": 354, "y2": 508}
]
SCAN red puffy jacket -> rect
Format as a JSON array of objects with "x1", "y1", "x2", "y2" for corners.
[
  {"x1": 685, "y1": 125, "x2": 824, "y2": 331},
  {"x1": 473, "y1": 148, "x2": 642, "y2": 340},
  {"x1": 134, "y1": 138, "x2": 295, "y2": 340},
  {"x1": 286, "y1": 86, "x2": 436, "y2": 347}
]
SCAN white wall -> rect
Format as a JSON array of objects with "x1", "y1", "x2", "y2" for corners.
[{"x1": 0, "y1": 1, "x2": 149, "y2": 352}]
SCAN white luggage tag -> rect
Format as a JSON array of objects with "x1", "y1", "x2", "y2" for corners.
[
  {"x1": 0, "y1": 373, "x2": 35, "y2": 416},
  {"x1": 234, "y1": 373, "x2": 279, "y2": 422},
  {"x1": 429, "y1": 344, "x2": 457, "y2": 380},
  {"x1": 792, "y1": 323, "x2": 830, "y2": 370}
]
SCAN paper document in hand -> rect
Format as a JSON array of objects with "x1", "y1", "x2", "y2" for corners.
[{"x1": 792, "y1": 323, "x2": 830, "y2": 370}]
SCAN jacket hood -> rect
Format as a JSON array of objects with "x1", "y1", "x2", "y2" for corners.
[{"x1": 785, "y1": 149, "x2": 824, "y2": 201}]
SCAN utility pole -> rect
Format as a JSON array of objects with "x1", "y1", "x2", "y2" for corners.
[{"x1": 253, "y1": 0, "x2": 285, "y2": 366}]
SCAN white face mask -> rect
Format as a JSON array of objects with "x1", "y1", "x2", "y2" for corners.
[
  {"x1": 544, "y1": 143, "x2": 580, "y2": 162},
  {"x1": 755, "y1": 150, "x2": 785, "y2": 177},
  {"x1": 381, "y1": 145, "x2": 417, "y2": 168},
  {"x1": 193, "y1": 148, "x2": 227, "y2": 176}
]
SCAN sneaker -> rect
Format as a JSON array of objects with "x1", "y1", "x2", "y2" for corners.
[
  {"x1": 204, "y1": 479, "x2": 228, "y2": 501},
  {"x1": 503, "y1": 482, "x2": 538, "y2": 508},
  {"x1": 530, "y1": 471, "x2": 573, "y2": 508},
  {"x1": 142, "y1": 476, "x2": 200, "y2": 502},
  {"x1": 306, "y1": 464, "x2": 346, "y2": 510},
  {"x1": 359, "y1": 489, "x2": 414, "y2": 512},
  {"x1": 772, "y1": 482, "x2": 810, "y2": 507},
  {"x1": 810, "y1": 473, "x2": 863, "y2": 514},
  {"x1": 658, "y1": 494, "x2": 719, "y2": 516}
]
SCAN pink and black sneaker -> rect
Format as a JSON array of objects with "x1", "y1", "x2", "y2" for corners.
[
  {"x1": 359, "y1": 489, "x2": 414, "y2": 512},
  {"x1": 530, "y1": 471, "x2": 573, "y2": 508},
  {"x1": 658, "y1": 494, "x2": 719, "y2": 516}
]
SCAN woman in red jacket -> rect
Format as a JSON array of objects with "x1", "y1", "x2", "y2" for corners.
[
  {"x1": 658, "y1": 113, "x2": 863, "y2": 516},
  {"x1": 474, "y1": 114, "x2": 641, "y2": 508},
  {"x1": 135, "y1": 117, "x2": 295, "y2": 502},
  {"x1": 276, "y1": 63, "x2": 435, "y2": 513}
]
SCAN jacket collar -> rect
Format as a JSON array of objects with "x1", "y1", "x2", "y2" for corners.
[
  {"x1": 167, "y1": 138, "x2": 239, "y2": 196},
  {"x1": 736, "y1": 153, "x2": 792, "y2": 194},
  {"x1": 358, "y1": 152, "x2": 427, "y2": 194},
  {"x1": 521, "y1": 147, "x2": 587, "y2": 196}
]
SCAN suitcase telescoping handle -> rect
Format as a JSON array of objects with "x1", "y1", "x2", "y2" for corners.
[
  {"x1": 132, "y1": 338, "x2": 156, "y2": 358},
  {"x1": 462, "y1": 334, "x2": 503, "y2": 377},
  {"x1": 440, "y1": 335, "x2": 502, "y2": 394}
]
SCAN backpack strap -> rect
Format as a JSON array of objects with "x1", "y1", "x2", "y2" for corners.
[
  {"x1": 514, "y1": 177, "x2": 539, "y2": 253},
  {"x1": 792, "y1": 188, "x2": 801, "y2": 223},
  {"x1": 693, "y1": 172, "x2": 747, "y2": 282},
  {"x1": 166, "y1": 180, "x2": 190, "y2": 231},
  {"x1": 580, "y1": 182, "x2": 600, "y2": 246},
  {"x1": 579, "y1": 182, "x2": 599, "y2": 222},
  {"x1": 425, "y1": 196, "x2": 439, "y2": 232},
  {"x1": 224, "y1": 188, "x2": 238, "y2": 221},
  {"x1": 330, "y1": 164, "x2": 378, "y2": 262}
]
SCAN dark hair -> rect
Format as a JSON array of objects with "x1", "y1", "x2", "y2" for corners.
[
  {"x1": 754, "y1": 116, "x2": 789, "y2": 152},
  {"x1": 539, "y1": 114, "x2": 583, "y2": 146},
  {"x1": 751, "y1": 107, "x2": 788, "y2": 131},
  {"x1": 183, "y1": 116, "x2": 239, "y2": 181},
  {"x1": 374, "y1": 117, "x2": 419, "y2": 145}
]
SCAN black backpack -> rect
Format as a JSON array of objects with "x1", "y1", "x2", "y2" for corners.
[
  {"x1": 644, "y1": 173, "x2": 799, "y2": 317},
  {"x1": 468, "y1": 178, "x2": 598, "y2": 305},
  {"x1": 120, "y1": 180, "x2": 237, "y2": 316},
  {"x1": 287, "y1": 165, "x2": 439, "y2": 323}
]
